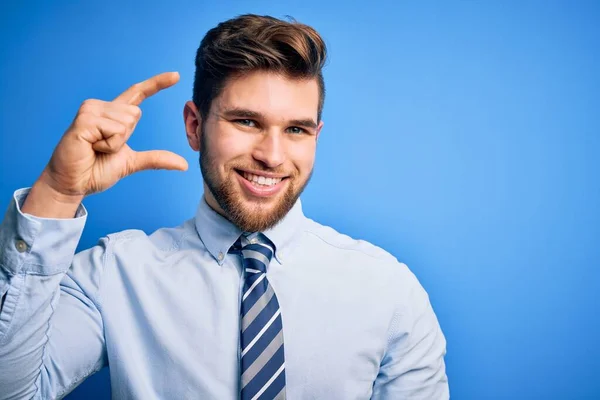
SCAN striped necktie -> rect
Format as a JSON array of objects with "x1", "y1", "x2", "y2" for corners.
[{"x1": 233, "y1": 232, "x2": 286, "y2": 400}]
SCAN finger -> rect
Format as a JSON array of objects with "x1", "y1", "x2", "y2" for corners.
[
  {"x1": 100, "y1": 103, "x2": 142, "y2": 122},
  {"x1": 100, "y1": 106, "x2": 141, "y2": 141},
  {"x1": 79, "y1": 98, "x2": 105, "y2": 115},
  {"x1": 129, "y1": 150, "x2": 189, "y2": 174},
  {"x1": 90, "y1": 118, "x2": 129, "y2": 154},
  {"x1": 113, "y1": 72, "x2": 180, "y2": 106},
  {"x1": 80, "y1": 100, "x2": 141, "y2": 120}
]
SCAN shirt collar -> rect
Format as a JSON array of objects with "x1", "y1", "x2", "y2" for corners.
[{"x1": 194, "y1": 195, "x2": 305, "y2": 266}]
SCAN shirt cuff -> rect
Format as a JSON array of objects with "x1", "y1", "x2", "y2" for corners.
[{"x1": 0, "y1": 188, "x2": 87, "y2": 275}]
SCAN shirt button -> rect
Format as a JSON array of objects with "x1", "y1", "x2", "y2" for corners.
[
  {"x1": 250, "y1": 238, "x2": 257, "y2": 244},
  {"x1": 218, "y1": 252, "x2": 224, "y2": 261},
  {"x1": 15, "y1": 239, "x2": 28, "y2": 253}
]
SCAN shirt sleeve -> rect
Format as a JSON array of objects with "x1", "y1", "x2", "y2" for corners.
[
  {"x1": 0, "y1": 188, "x2": 109, "y2": 400},
  {"x1": 371, "y1": 265, "x2": 449, "y2": 399}
]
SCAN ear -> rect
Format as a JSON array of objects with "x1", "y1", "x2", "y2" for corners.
[
  {"x1": 183, "y1": 101, "x2": 202, "y2": 152},
  {"x1": 315, "y1": 120, "x2": 324, "y2": 142}
]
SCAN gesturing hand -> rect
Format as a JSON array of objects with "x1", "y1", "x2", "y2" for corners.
[{"x1": 41, "y1": 71, "x2": 188, "y2": 199}]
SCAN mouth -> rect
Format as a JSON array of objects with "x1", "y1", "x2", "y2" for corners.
[{"x1": 234, "y1": 169, "x2": 289, "y2": 197}]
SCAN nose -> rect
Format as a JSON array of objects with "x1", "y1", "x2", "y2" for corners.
[{"x1": 251, "y1": 131, "x2": 285, "y2": 169}]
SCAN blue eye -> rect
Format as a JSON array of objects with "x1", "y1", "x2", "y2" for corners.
[
  {"x1": 287, "y1": 126, "x2": 306, "y2": 135},
  {"x1": 236, "y1": 119, "x2": 256, "y2": 127}
]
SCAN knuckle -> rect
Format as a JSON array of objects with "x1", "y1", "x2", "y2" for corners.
[
  {"x1": 80, "y1": 99, "x2": 99, "y2": 113},
  {"x1": 76, "y1": 112, "x2": 94, "y2": 126},
  {"x1": 118, "y1": 124, "x2": 128, "y2": 136},
  {"x1": 125, "y1": 115, "x2": 137, "y2": 127},
  {"x1": 130, "y1": 105, "x2": 142, "y2": 119}
]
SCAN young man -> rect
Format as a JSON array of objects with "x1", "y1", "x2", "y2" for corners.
[{"x1": 0, "y1": 14, "x2": 448, "y2": 399}]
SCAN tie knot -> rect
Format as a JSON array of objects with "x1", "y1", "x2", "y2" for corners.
[{"x1": 234, "y1": 233, "x2": 274, "y2": 274}]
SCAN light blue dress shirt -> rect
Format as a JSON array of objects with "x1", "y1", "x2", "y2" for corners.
[{"x1": 0, "y1": 188, "x2": 448, "y2": 399}]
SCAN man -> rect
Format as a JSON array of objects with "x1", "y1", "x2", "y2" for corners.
[{"x1": 0, "y1": 14, "x2": 448, "y2": 399}]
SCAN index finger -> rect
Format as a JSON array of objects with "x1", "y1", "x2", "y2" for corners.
[{"x1": 113, "y1": 72, "x2": 180, "y2": 105}]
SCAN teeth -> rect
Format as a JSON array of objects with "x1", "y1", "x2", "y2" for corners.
[{"x1": 242, "y1": 172, "x2": 283, "y2": 186}]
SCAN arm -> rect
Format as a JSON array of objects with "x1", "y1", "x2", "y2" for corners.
[
  {"x1": 371, "y1": 267, "x2": 449, "y2": 399},
  {"x1": 0, "y1": 188, "x2": 108, "y2": 399},
  {"x1": 0, "y1": 71, "x2": 185, "y2": 399}
]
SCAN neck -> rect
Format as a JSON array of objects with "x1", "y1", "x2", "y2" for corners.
[{"x1": 203, "y1": 183, "x2": 229, "y2": 220}]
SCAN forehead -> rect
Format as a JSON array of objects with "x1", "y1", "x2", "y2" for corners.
[{"x1": 213, "y1": 71, "x2": 319, "y2": 120}]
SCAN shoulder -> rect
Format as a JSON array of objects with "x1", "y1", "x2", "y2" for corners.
[
  {"x1": 102, "y1": 218, "x2": 196, "y2": 257},
  {"x1": 301, "y1": 217, "x2": 428, "y2": 306},
  {"x1": 301, "y1": 216, "x2": 425, "y2": 287},
  {"x1": 301, "y1": 216, "x2": 415, "y2": 283},
  {"x1": 302, "y1": 216, "x2": 400, "y2": 263}
]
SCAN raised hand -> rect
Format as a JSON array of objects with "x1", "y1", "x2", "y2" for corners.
[{"x1": 22, "y1": 72, "x2": 188, "y2": 218}]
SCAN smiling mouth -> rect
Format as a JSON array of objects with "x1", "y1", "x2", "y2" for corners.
[{"x1": 235, "y1": 169, "x2": 288, "y2": 187}]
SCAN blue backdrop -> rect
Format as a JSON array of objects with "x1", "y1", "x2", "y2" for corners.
[{"x1": 1, "y1": 1, "x2": 598, "y2": 399}]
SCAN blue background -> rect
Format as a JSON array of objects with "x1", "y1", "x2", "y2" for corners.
[{"x1": 1, "y1": 1, "x2": 599, "y2": 398}]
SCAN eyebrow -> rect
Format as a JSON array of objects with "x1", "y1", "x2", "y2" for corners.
[{"x1": 221, "y1": 107, "x2": 318, "y2": 130}]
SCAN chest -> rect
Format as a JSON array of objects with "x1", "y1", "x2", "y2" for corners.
[{"x1": 102, "y1": 255, "x2": 392, "y2": 399}]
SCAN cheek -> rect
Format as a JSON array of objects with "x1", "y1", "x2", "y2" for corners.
[
  {"x1": 208, "y1": 127, "x2": 254, "y2": 168},
  {"x1": 288, "y1": 140, "x2": 316, "y2": 174}
]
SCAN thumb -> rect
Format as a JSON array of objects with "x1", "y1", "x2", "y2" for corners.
[{"x1": 129, "y1": 150, "x2": 189, "y2": 174}]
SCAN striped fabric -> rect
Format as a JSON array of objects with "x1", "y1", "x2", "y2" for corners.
[{"x1": 232, "y1": 233, "x2": 286, "y2": 400}]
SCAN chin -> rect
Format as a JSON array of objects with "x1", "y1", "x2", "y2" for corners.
[
  {"x1": 204, "y1": 169, "x2": 304, "y2": 233},
  {"x1": 239, "y1": 194, "x2": 283, "y2": 215},
  {"x1": 242, "y1": 192, "x2": 284, "y2": 207},
  {"x1": 228, "y1": 190, "x2": 294, "y2": 232}
]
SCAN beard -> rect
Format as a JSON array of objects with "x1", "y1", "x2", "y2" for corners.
[{"x1": 199, "y1": 135, "x2": 312, "y2": 233}]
